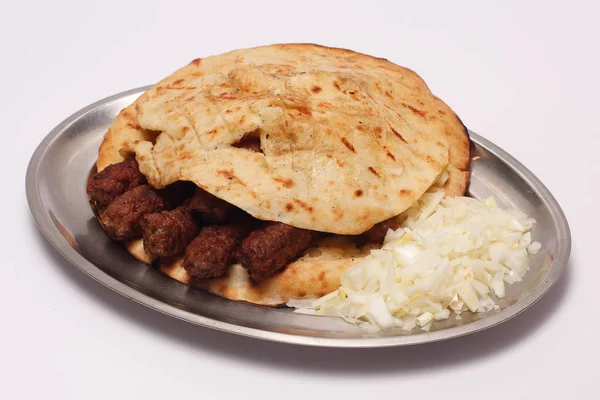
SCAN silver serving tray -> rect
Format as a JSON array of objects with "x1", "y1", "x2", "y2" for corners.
[{"x1": 26, "y1": 86, "x2": 571, "y2": 347}]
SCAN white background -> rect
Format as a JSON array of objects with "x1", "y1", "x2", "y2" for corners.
[{"x1": 3, "y1": 1, "x2": 599, "y2": 399}]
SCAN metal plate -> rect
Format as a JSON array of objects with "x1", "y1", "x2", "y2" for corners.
[{"x1": 26, "y1": 86, "x2": 571, "y2": 347}]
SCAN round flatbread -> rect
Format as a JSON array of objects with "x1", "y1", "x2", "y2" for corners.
[
  {"x1": 95, "y1": 43, "x2": 471, "y2": 305},
  {"x1": 124, "y1": 235, "x2": 379, "y2": 306},
  {"x1": 100, "y1": 43, "x2": 470, "y2": 235}
]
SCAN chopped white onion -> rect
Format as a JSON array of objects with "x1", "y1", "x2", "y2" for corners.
[
  {"x1": 528, "y1": 241, "x2": 542, "y2": 255},
  {"x1": 490, "y1": 278, "x2": 506, "y2": 298},
  {"x1": 287, "y1": 189, "x2": 541, "y2": 332},
  {"x1": 416, "y1": 312, "x2": 434, "y2": 327}
]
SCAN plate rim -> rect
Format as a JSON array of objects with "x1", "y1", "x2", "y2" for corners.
[{"x1": 26, "y1": 86, "x2": 572, "y2": 348}]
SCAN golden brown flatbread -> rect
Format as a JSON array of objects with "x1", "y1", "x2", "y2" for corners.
[
  {"x1": 95, "y1": 44, "x2": 471, "y2": 306},
  {"x1": 125, "y1": 235, "x2": 379, "y2": 306},
  {"x1": 100, "y1": 43, "x2": 470, "y2": 234}
]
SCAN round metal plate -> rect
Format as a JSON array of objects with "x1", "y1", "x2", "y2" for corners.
[{"x1": 26, "y1": 86, "x2": 571, "y2": 347}]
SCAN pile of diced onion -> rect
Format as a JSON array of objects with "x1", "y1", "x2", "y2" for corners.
[{"x1": 287, "y1": 186, "x2": 542, "y2": 332}]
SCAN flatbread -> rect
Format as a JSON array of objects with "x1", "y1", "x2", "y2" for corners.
[
  {"x1": 99, "y1": 43, "x2": 470, "y2": 235},
  {"x1": 125, "y1": 235, "x2": 379, "y2": 306},
  {"x1": 95, "y1": 44, "x2": 471, "y2": 305},
  {"x1": 432, "y1": 96, "x2": 471, "y2": 197}
]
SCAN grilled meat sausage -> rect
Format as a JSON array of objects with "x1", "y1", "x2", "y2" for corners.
[
  {"x1": 183, "y1": 188, "x2": 232, "y2": 224},
  {"x1": 140, "y1": 208, "x2": 200, "y2": 257},
  {"x1": 160, "y1": 181, "x2": 197, "y2": 210},
  {"x1": 99, "y1": 185, "x2": 166, "y2": 241},
  {"x1": 237, "y1": 222, "x2": 317, "y2": 282},
  {"x1": 87, "y1": 158, "x2": 147, "y2": 213},
  {"x1": 183, "y1": 225, "x2": 248, "y2": 280},
  {"x1": 232, "y1": 136, "x2": 262, "y2": 153},
  {"x1": 362, "y1": 217, "x2": 399, "y2": 243}
]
